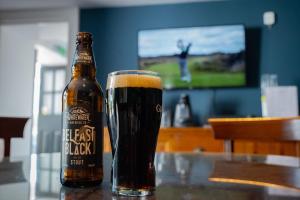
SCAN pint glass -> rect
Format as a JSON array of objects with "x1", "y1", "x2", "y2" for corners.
[{"x1": 106, "y1": 70, "x2": 162, "y2": 196}]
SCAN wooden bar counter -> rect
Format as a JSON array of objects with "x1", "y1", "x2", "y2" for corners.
[{"x1": 104, "y1": 126, "x2": 300, "y2": 156}]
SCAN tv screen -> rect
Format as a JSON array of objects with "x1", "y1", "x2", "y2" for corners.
[{"x1": 138, "y1": 25, "x2": 246, "y2": 89}]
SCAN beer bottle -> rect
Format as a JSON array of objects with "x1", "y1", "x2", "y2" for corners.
[{"x1": 60, "y1": 32, "x2": 103, "y2": 187}]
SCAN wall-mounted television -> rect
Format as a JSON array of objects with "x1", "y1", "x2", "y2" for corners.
[{"x1": 138, "y1": 25, "x2": 246, "y2": 89}]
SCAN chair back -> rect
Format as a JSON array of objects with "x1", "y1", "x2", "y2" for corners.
[
  {"x1": 0, "y1": 117, "x2": 28, "y2": 156},
  {"x1": 209, "y1": 117, "x2": 300, "y2": 153}
]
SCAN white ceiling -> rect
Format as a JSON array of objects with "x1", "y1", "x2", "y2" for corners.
[{"x1": 0, "y1": 0, "x2": 224, "y2": 11}]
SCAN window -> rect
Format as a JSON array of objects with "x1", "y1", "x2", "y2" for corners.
[{"x1": 40, "y1": 67, "x2": 65, "y2": 115}]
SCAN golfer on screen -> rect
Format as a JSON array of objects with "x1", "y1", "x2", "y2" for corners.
[{"x1": 177, "y1": 39, "x2": 192, "y2": 82}]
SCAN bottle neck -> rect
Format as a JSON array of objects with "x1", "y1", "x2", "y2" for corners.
[{"x1": 72, "y1": 43, "x2": 96, "y2": 79}]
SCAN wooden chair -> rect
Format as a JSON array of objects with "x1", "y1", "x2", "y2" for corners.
[
  {"x1": 103, "y1": 127, "x2": 224, "y2": 153},
  {"x1": 157, "y1": 127, "x2": 223, "y2": 152},
  {"x1": 0, "y1": 117, "x2": 28, "y2": 156},
  {"x1": 209, "y1": 117, "x2": 300, "y2": 155}
]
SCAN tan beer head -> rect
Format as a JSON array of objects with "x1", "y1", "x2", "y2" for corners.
[{"x1": 106, "y1": 73, "x2": 162, "y2": 90}]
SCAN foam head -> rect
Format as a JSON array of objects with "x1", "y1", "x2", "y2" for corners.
[{"x1": 106, "y1": 73, "x2": 162, "y2": 90}]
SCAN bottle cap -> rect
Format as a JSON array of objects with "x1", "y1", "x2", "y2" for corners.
[{"x1": 76, "y1": 32, "x2": 92, "y2": 44}]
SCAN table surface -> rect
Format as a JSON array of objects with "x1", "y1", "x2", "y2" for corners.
[{"x1": 1, "y1": 152, "x2": 300, "y2": 200}]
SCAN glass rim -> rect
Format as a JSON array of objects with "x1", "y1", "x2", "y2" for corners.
[{"x1": 108, "y1": 70, "x2": 160, "y2": 77}]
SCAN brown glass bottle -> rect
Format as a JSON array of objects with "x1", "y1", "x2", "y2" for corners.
[{"x1": 60, "y1": 32, "x2": 103, "y2": 187}]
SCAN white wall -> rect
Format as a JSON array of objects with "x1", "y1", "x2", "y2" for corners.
[
  {"x1": 0, "y1": 24, "x2": 37, "y2": 116},
  {"x1": 0, "y1": 24, "x2": 37, "y2": 156}
]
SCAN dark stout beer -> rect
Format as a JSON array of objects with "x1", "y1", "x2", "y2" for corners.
[
  {"x1": 106, "y1": 71, "x2": 162, "y2": 196},
  {"x1": 60, "y1": 32, "x2": 103, "y2": 187}
]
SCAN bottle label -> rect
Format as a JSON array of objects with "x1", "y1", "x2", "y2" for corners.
[
  {"x1": 62, "y1": 102, "x2": 102, "y2": 169},
  {"x1": 75, "y1": 51, "x2": 92, "y2": 64}
]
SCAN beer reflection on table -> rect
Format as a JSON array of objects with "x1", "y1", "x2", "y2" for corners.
[
  {"x1": 174, "y1": 154, "x2": 192, "y2": 184},
  {"x1": 60, "y1": 186, "x2": 102, "y2": 200}
]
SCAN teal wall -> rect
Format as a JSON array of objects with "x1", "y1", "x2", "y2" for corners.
[{"x1": 80, "y1": 0, "x2": 300, "y2": 125}]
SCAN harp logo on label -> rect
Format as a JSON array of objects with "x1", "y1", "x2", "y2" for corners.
[{"x1": 156, "y1": 104, "x2": 162, "y2": 113}]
